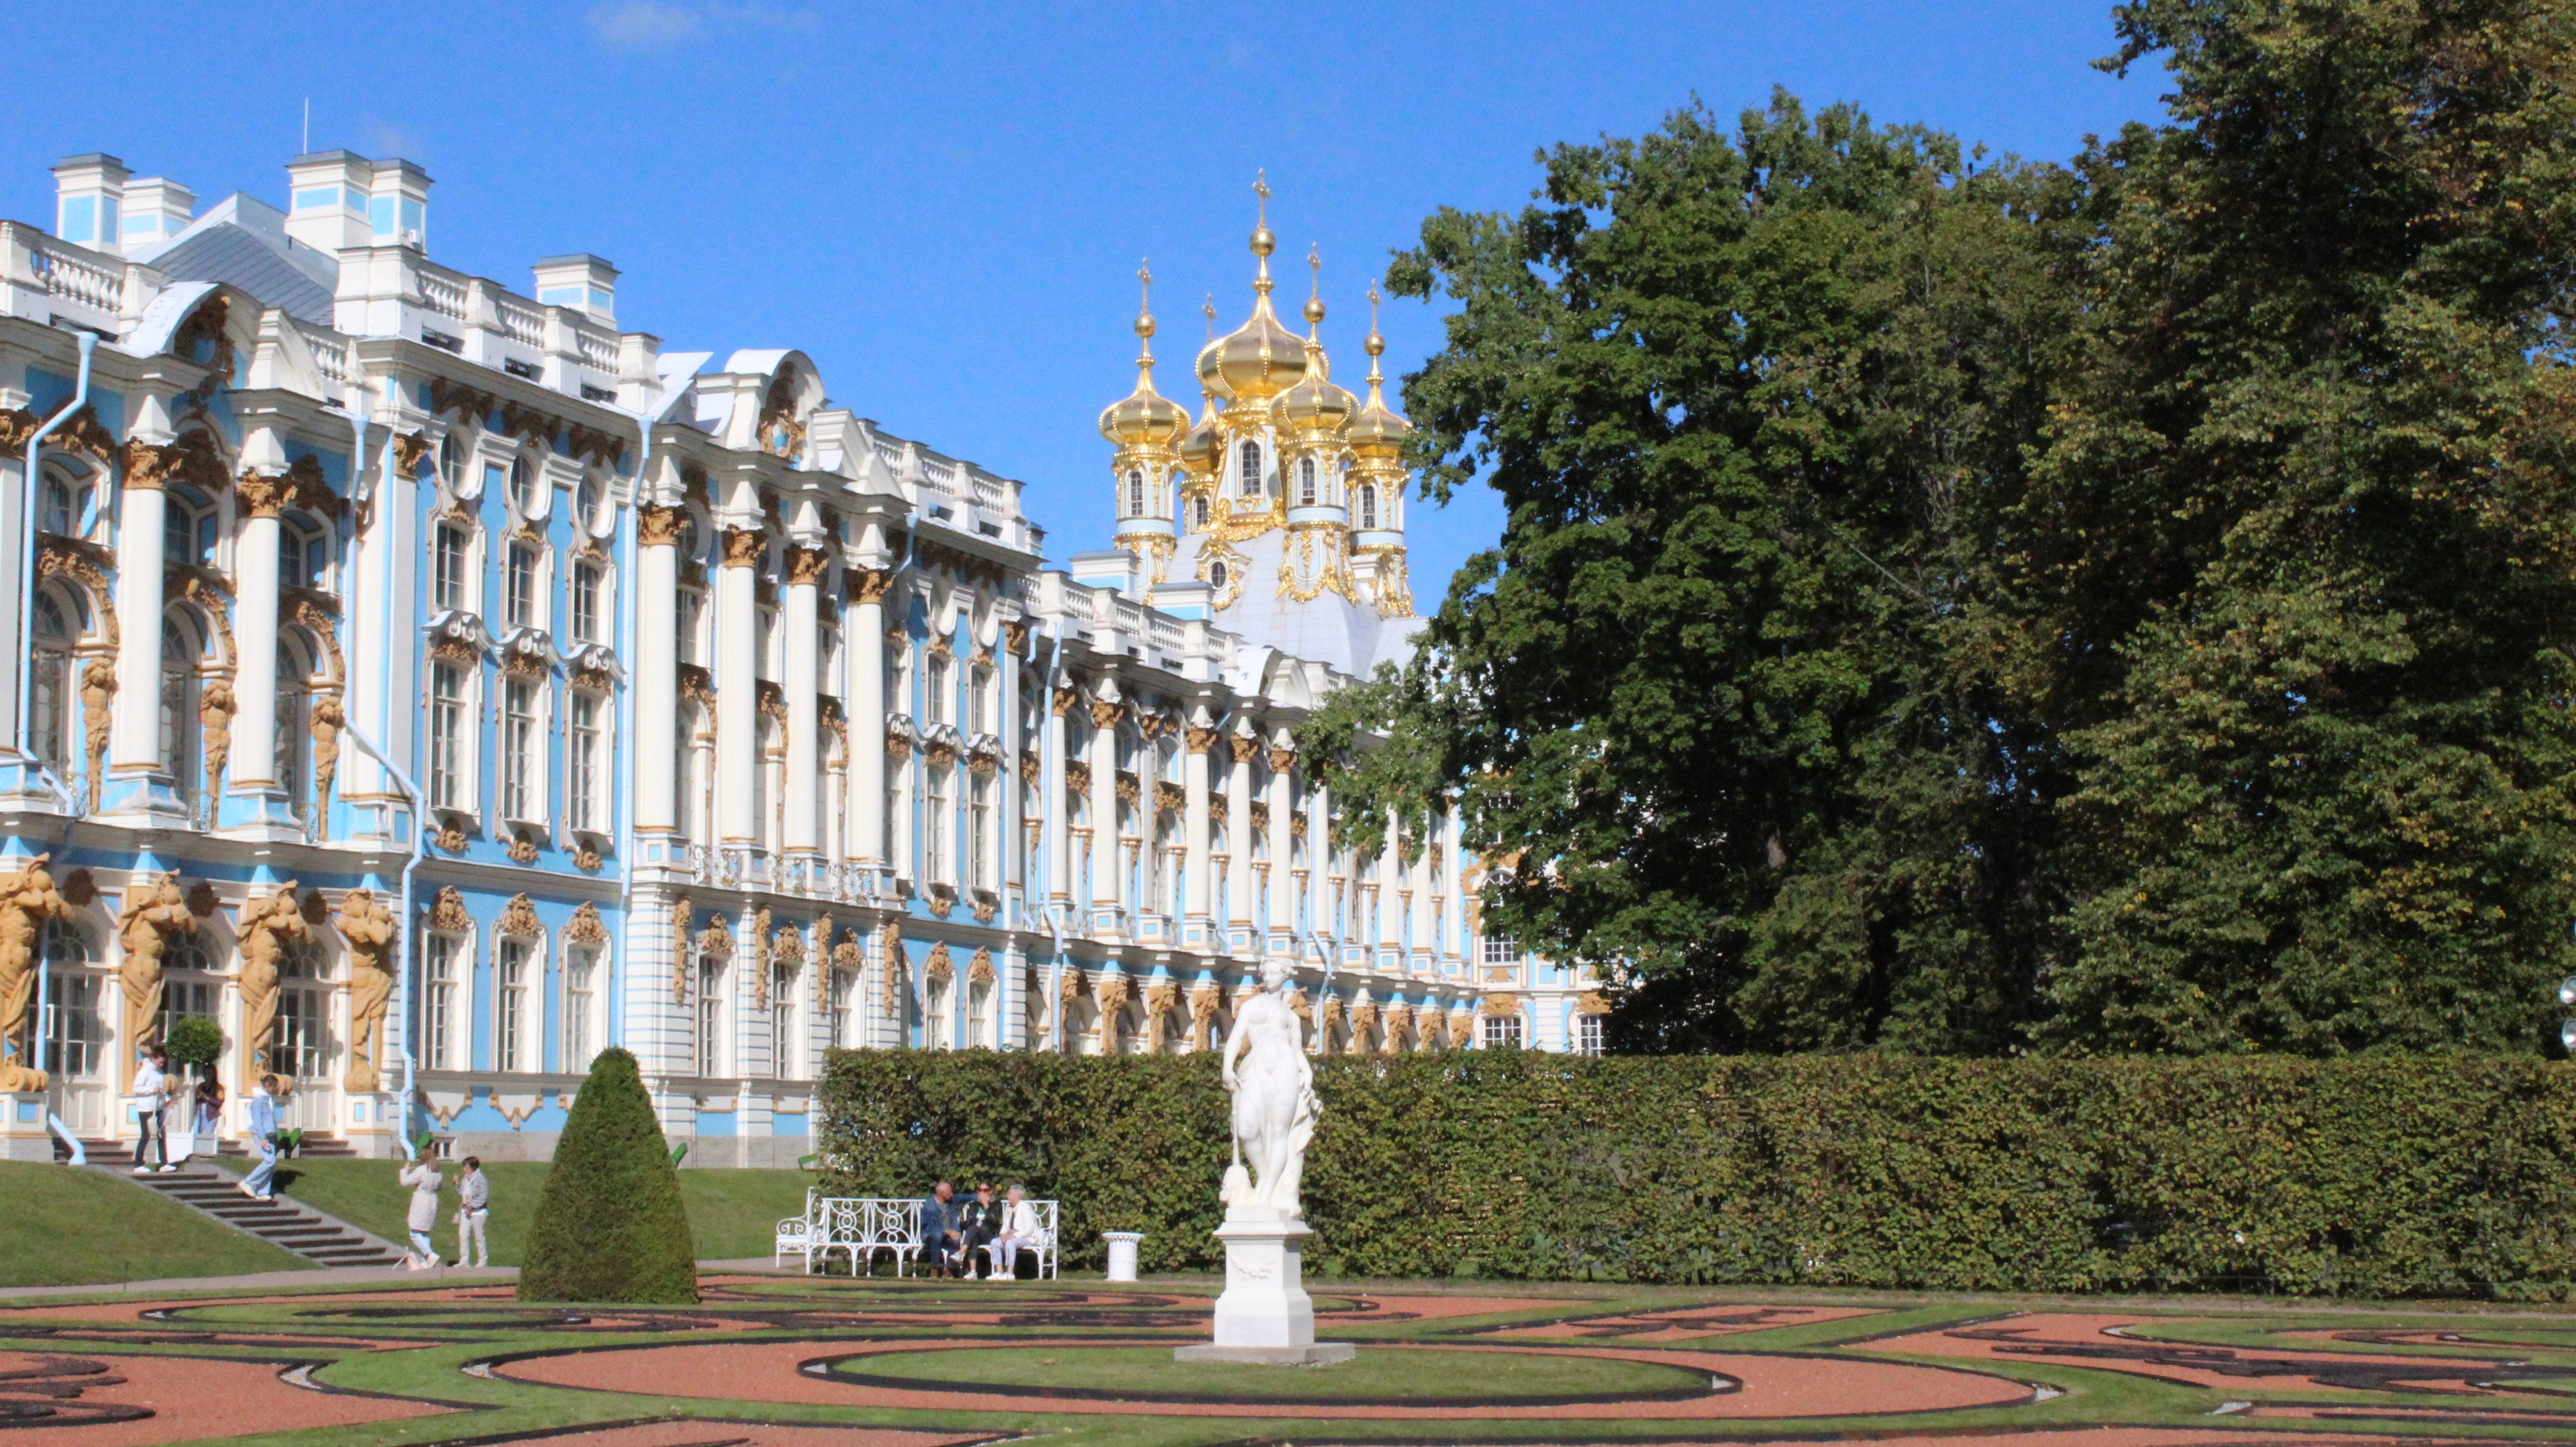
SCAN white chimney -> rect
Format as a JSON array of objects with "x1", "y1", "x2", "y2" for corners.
[
  {"x1": 120, "y1": 177, "x2": 196, "y2": 256},
  {"x1": 283, "y1": 150, "x2": 373, "y2": 253},
  {"x1": 533, "y1": 254, "x2": 618, "y2": 326},
  {"x1": 51, "y1": 153, "x2": 130, "y2": 250},
  {"x1": 365, "y1": 157, "x2": 431, "y2": 251}
]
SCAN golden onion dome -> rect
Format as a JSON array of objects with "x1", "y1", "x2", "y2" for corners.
[
  {"x1": 1272, "y1": 265, "x2": 1357, "y2": 435},
  {"x1": 1347, "y1": 281, "x2": 1411, "y2": 460},
  {"x1": 1177, "y1": 391, "x2": 1222, "y2": 479},
  {"x1": 1196, "y1": 174, "x2": 1309, "y2": 403},
  {"x1": 1099, "y1": 263, "x2": 1193, "y2": 447}
]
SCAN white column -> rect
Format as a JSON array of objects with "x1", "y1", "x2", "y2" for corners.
[
  {"x1": 1045, "y1": 681, "x2": 1070, "y2": 903},
  {"x1": 782, "y1": 546, "x2": 823, "y2": 856},
  {"x1": 1088, "y1": 696, "x2": 1119, "y2": 927},
  {"x1": 1378, "y1": 812, "x2": 1404, "y2": 960},
  {"x1": 715, "y1": 527, "x2": 761, "y2": 843},
  {"x1": 998, "y1": 624, "x2": 1023, "y2": 894},
  {"x1": 344, "y1": 433, "x2": 413, "y2": 829},
  {"x1": 1184, "y1": 717, "x2": 1213, "y2": 928},
  {"x1": 1226, "y1": 731, "x2": 1255, "y2": 932},
  {"x1": 1264, "y1": 746, "x2": 1292, "y2": 942},
  {"x1": 227, "y1": 478, "x2": 285, "y2": 806},
  {"x1": 1306, "y1": 774, "x2": 1332, "y2": 953},
  {"x1": 105, "y1": 452, "x2": 169, "y2": 798},
  {"x1": 634, "y1": 506, "x2": 680, "y2": 834},
  {"x1": 852, "y1": 570, "x2": 888, "y2": 867}
]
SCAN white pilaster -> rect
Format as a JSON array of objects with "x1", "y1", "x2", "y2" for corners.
[
  {"x1": 715, "y1": 527, "x2": 760, "y2": 843},
  {"x1": 633, "y1": 506, "x2": 679, "y2": 834},
  {"x1": 782, "y1": 546, "x2": 823, "y2": 856},
  {"x1": 852, "y1": 571, "x2": 888, "y2": 868}
]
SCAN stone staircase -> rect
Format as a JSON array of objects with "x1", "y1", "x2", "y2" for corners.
[{"x1": 92, "y1": 1160, "x2": 405, "y2": 1268}]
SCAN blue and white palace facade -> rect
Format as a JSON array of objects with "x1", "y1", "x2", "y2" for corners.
[{"x1": 0, "y1": 151, "x2": 1603, "y2": 1166}]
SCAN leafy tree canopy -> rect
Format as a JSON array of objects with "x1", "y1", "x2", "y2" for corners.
[{"x1": 1308, "y1": 0, "x2": 2576, "y2": 1056}]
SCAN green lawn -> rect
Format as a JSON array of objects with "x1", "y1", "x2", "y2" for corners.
[
  {"x1": 259, "y1": 1158, "x2": 813, "y2": 1266},
  {"x1": 852, "y1": 1344, "x2": 1710, "y2": 1401},
  {"x1": 0, "y1": 1161, "x2": 310, "y2": 1287}
]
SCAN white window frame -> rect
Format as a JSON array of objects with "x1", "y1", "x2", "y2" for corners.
[
  {"x1": 1482, "y1": 1012, "x2": 1524, "y2": 1050},
  {"x1": 424, "y1": 930, "x2": 467, "y2": 1071},
  {"x1": 429, "y1": 661, "x2": 474, "y2": 813},
  {"x1": 495, "y1": 934, "x2": 536, "y2": 1072},
  {"x1": 500, "y1": 675, "x2": 545, "y2": 825},
  {"x1": 569, "y1": 689, "x2": 607, "y2": 835},
  {"x1": 563, "y1": 943, "x2": 601, "y2": 1074}
]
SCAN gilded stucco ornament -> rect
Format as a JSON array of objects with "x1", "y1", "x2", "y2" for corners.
[
  {"x1": 0, "y1": 856, "x2": 67, "y2": 1090},
  {"x1": 115, "y1": 873, "x2": 196, "y2": 1091},
  {"x1": 338, "y1": 888, "x2": 397, "y2": 1093},
  {"x1": 235, "y1": 883, "x2": 311, "y2": 1095}
]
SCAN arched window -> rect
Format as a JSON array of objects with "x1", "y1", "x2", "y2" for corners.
[
  {"x1": 1126, "y1": 468, "x2": 1145, "y2": 517},
  {"x1": 436, "y1": 436, "x2": 462, "y2": 493},
  {"x1": 30, "y1": 592, "x2": 73, "y2": 773},
  {"x1": 1358, "y1": 484, "x2": 1379, "y2": 530},
  {"x1": 274, "y1": 937, "x2": 334, "y2": 1083},
  {"x1": 159, "y1": 619, "x2": 201, "y2": 804},
  {"x1": 1193, "y1": 494, "x2": 1211, "y2": 528},
  {"x1": 39, "y1": 468, "x2": 88, "y2": 537},
  {"x1": 506, "y1": 455, "x2": 535, "y2": 516},
  {"x1": 1298, "y1": 456, "x2": 1317, "y2": 506},
  {"x1": 1238, "y1": 440, "x2": 1262, "y2": 498},
  {"x1": 163, "y1": 497, "x2": 196, "y2": 566},
  {"x1": 42, "y1": 922, "x2": 100, "y2": 1081},
  {"x1": 275, "y1": 632, "x2": 313, "y2": 820},
  {"x1": 576, "y1": 472, "x2": 604, "y2": 534}
]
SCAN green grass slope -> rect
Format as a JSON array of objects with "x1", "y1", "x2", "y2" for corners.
[
  {"x1": 0, "y1": 1161, "x2": 309, "y2": 1287},
  {"x1": 264, "y1": 1158, "x2": 811, "y2": 1267}
]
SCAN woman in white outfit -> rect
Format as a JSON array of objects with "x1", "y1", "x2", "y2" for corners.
[
  {"x1": 991, "y1": 1184, "x2": 1042, "y2": 1280},
  {"x1": 400, "y1": 1155, "x2": 444, "y2": 1269}
]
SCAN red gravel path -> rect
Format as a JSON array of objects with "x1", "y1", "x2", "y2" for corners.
[
  {"x1": 495, "y1": 1334, "x2": 2035, "y2": 1421},
  {"x1": 0, "y1": 1349, "x2": 450, "y2": 1447}
]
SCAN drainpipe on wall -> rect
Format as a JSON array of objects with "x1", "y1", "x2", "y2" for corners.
[{"x1": 614, "y1": 411, "x2": 650, "y2": 1051}]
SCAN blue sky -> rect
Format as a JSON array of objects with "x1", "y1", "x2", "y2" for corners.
[{"x1": 2, "y1": 2, "x2": 2160, "y2": 600}]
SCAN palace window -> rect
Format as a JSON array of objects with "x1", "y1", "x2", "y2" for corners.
[
  {"x1": 158, "y1": 935, "x2": 218, "y2": 1043},
  {"x1": 438, "y1": 436, "x2": 464, "y2": 494},
  {"x1": 496, "y1": 937, "x2": 531, "y2": 1071},
  {"x1": 926, "y1": 765, "x2": 952, "y2": 885},
  {"x1": 570, "y1": 690, "x2": 605, "y2": 833},
  {"x1": 274, "y1": 940, "x2": 331, "y2": 1081},
  {"x1": 1238, "y1": 440, "x2": 1261, "y2": 498},
  {"x1": 500, "y1": 678, "x2": 539, "y2": 821},
  {"x1": 29, "y1": 593, "x2": 72, "y2": 774},
  {"x1": 1209, "y1": 560, "x2": 1228, "y2": 591},
  {"x1": 694, "y1": 955, "x2": 724, "y2": 1076},
  {"x1": 1481, "y1": 936, "x2": 1520, "y2": 967},
  {"x1": 570, "y1": 561, "x2": 601, "y2": 643},
  {"x1": 967, "y1": 976, "x2": 991, "y2": 1050},
  {"x1": 926, "y1": 652, "x2": 950, "y2": 726},
  {"x1": 1298, "y1": 456, "x2": 1317, "y2": 506},
  {"x1": 969, "y1": 771, "x2": 992, "y2": 889},
  {"x1": 434, "y1": 524, "x2": 470, "y2": 613},
  {"x1": 42, "y1": 924, "x2": 99, "y2": 1080},
  {"x1": 1126, "y1": 468, "x2": 1145, "y2": 517},
  {"x1": 159, "y1": 620, "x2": 200, "y2": 799},
  {"x1": 1193, "y1": 494, "x2": 1210, "y2": 528},
  {"x1": 830, "y1": 967, "x2": 855, "y2": 1050},
  {"x1": 504, "y1": 543, "x2": 538, "y2": 630},
  {"x1": 285, "y1": 520, "x2": 330, "y2": 589},
  {"x1": 274, "y1": 651, "x2": 308, "y2": 819},
  {"x1": 677, "y1": 587, "x2": 706, "y2": 665},
  {"x1": 576, "y1": 473, "x2": 605, "y2": 534},
  {"x1": 1481, "y1": 1013, "x2": 1524, "y2": 1050},
  {"x1": 39, "y1": 470, "x2": 90, "y2": 537},
  {"x1": 1575, "y1": 1013, "x2": 1604, "y2": 1056},
  {"x1": 1358, "y1": 484, "x2": 1379, "y2": 529},
  {"x1": 770, "y1": 962, "x2": 796, "y2": 1078},
  {"x1": 970, "y1": 664, "x2": 993, "y2": 735},
  {"x1": 429, "y1": 663, "x2": 467, "y2": 811},
  {"x1": 163, "y1": 499, "x2": 196, "y2": 566},
  {"x1": 564, "y1": 945, "x2": 599, "y2": 1073},
  {"x1": 425, "y1": 933, "x2": 462, "y2": 1070},
  {"x1": 506, "y1": 455, "x2": 535, "y2": 516}
]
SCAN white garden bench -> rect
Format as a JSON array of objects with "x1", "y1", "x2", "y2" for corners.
[
  {"x1": 774, "y1": 1187, "x2": 821, "y2": 1271},
  {"x1": 976, "y1": 1199, "x2": 1061, "y2": 1282},
  {"x1": 801, "y1": 1195, "x2": 1059, "y2": 1278}
]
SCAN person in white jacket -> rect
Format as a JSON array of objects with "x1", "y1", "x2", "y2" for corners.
[
  {"x1": 400, "y1": 1154, "x2": 444, "y2": 1269},
  {"x1": 991, "y1": 1184, "x2": 1043, "y2": 1281},
  {"x1": 129, "y1": 1046, "x2": 173, "y2": 1174}
]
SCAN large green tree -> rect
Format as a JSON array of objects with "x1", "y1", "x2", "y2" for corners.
[{"x1": 1313, "y1": 0, "x2": 2576, "y2": 1055}]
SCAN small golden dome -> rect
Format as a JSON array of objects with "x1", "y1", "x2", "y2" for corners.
[
  {"x1": 1274, "y1": 247, "x2": 1355, "y2": 435},
  {"x1": 1196, "y1": 172, "x2": 1309, "y2": 404},
  {"x1": 1177, "y1": 391, "x2": 1222, "y2": 478},
  {"x1": 1100, "y1": 261, "x2": 1192, "y2": 447},
  {"x1": 1347, "y1": 280, "x2": 1411, "y2": 459}
]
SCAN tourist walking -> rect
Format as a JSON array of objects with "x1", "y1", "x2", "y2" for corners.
[
  {"x1": 239, "y1": 1075, "x2": 280, "y2": 1201},
  {"x1": 455, "y1": 1156, "x2": 491, "y2": 1268},
  {"x1": 993, "y1": 1184, "x2": 1041, "y2": 1281},
  {"x1": 129, "y1": 1045, "x2": 173, "y2": 1174},
  {"x1": 400, "y1": 1153, "x2": 444, "y2": 1269}
]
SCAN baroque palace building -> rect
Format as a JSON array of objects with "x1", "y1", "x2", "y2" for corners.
[{"x1": 0, "y1": 153, "x2": 1604, "y2": 1167}]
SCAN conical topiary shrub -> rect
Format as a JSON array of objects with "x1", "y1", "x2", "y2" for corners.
[{"x1": 518, "y1": 1047, "x2": 698, "y2": 1303}]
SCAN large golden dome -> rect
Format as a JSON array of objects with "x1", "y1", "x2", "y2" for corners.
[
  {"x1": 1099, "y1": 265, "x2": 1192, "y2": 447},
  {"x1": 1195, "y1": 177, "x2": 1308, "y2": 403}
]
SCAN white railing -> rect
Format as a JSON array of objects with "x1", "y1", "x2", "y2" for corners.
[
  {"x1": 497, "y1": 296, "x2": 544, "y2": 346},
  {"x1": 970, "y1": 471, "x2": 1006, "y2": 511},
  {"x1": 577, "y1": 325, "x2": 617, "y2": 371},
  {"x1": 920, "y1": 456, "x2": 958, "y2": 492},
  {"x1": 871, "y1": 436, "x2": 904, "y2": 471},
  {"x1": 1149, "y1": 615, "x2": 1185, "y2": 650},
  {"x1": 28, "y1": 235, "x2": 122, "y2": 315},
  {"x1": 419, "y1": 267, "x2": 469, "y2": 320},
  {"x1": 296, "y1": 322, "x2": 349, "y2": 387}
]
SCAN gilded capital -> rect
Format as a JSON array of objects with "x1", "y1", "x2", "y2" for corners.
[
  {"x1": 1268, "y1": 745, "x2": 1298, "y2": 774},
  {"x1": 850, "y1": 567, "x2": 893, "y2": 605},
  {"x1": 121, "y1": 438, "x2": 179, "y2": 492},
  {"x1": 638, "y1": 504, "x2": 685, "y2": 546},
  {"x1": 390, "y1": 430, "x2": 435, "y2": 477},
  {"x1": 720, "y1": 526, "x2": 767, "y2": 568},
  {"x1": 1089, "y1": 699, "x2": 1125, "y2": 730},
  {"x1": 1186, "y1": 725, "x2": 1221, "y2": 755},
  {"x1": 1230, "y1": 735, "x2": 1261, "y2": 763},
  {"x1": 235, "y1": 473, "x2": 287, "y2": 519},
  {"x1": 1051, "y1": 686, "x2": 1079, "y2": 717},
  {"x1": 786, "y1": 545, "x2": 831, "y2": 585}
]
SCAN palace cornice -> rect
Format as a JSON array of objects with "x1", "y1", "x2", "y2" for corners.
[{"x1": 361, "y1": 338, "x2": 647, "y2": 445}]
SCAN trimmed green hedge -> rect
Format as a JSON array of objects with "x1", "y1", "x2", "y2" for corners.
[{"x1": 816, "y1": 1051, "x2": 2576, "y2": 1298}]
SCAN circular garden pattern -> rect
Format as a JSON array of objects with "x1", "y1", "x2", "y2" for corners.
[{"x1": 10, "y1": 1273, "x2": 2576, "y2": 1445}]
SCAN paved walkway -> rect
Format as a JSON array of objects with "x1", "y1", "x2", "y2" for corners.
[{"x1": 0, "y1": 1257, "x2": 805, "y2": 1300}]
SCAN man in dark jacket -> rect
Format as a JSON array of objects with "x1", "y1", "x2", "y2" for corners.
[
  {"x1": 955, "y1": 1183, "x2": 1001, "y2": 1279},
  {"x1": 920, "y1": 1181, "x2": 961, "y2": 1276}
]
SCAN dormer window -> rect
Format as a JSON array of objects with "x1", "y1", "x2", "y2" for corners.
[
  {"x1": 1298, "y1": 456, "x2": 1317, "y2": 506},
  {"x1": 506, "y1": 456, "x2": 535, "y2": 516},
  {"x1": 1238, "y1": 441, "x2": 1262, "y2": 498}
]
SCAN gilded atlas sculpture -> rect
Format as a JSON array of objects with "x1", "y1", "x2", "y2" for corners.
[
  {"x1": 336, "y1": 889, "x2": 397, "y2": 1093},
  {"x1": 1177, "y1": 952, "x2": 1351, "y2": 1365},
  {"x1": 235, "y1": 883, "x2": 310, "y2": 1097},
  {"x1": 115, "y1": 874, "x2": 198, "y2": 1093},
  {"x1": 0, "y1": 855, "x2": 68, "y2": 1092}
]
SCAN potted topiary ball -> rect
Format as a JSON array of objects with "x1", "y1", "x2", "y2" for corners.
[{"x1": 164, "y1": 1016, "x2": 223, "y2": 1083}]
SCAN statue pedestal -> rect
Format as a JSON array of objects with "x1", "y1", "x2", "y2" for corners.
[
  {"x1": 1173, "y1": 1210, "x2": 1354, "y2": 1365},
  {"x1": 0, "y1": 1092, "x2": 58, "y2": 1162}
]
